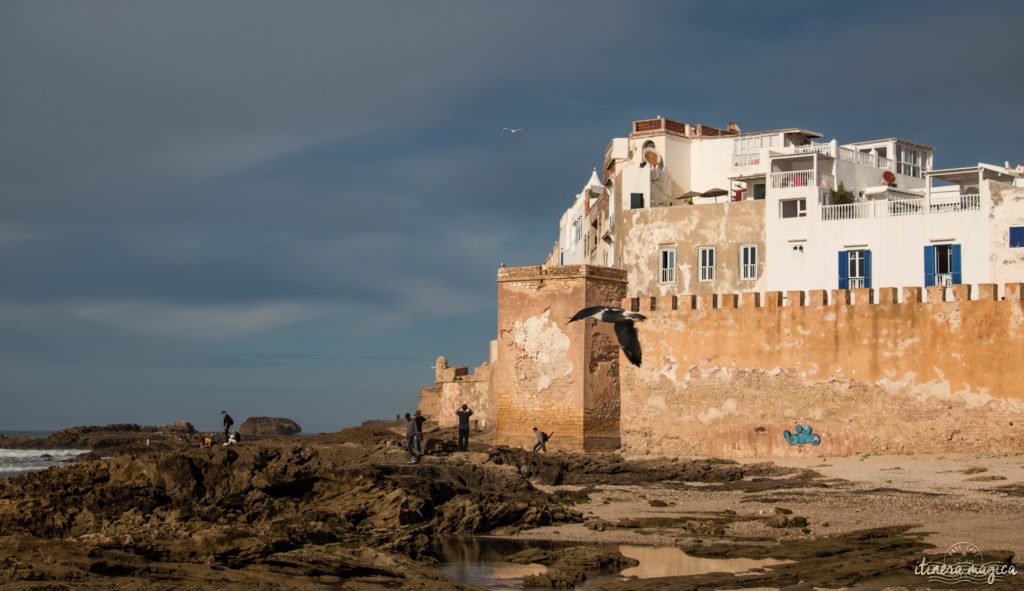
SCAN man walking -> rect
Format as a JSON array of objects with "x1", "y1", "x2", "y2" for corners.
[
  {"x1": 532, "y1": 427, "x2": 549, "y2": 453},
  {"x1": 221, "y1": 410, "x2": 234, "y2": 443},
  {"x1": 455, "y1": 404, "x2": 473, "y2": 451}
]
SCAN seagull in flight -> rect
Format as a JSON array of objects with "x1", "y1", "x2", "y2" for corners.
[
  {"x1": 502, "y1": 127, "x2": 527, "y2": 134},
  {"x1": 567, "y1": 306, "x2": 647, "y2": 367}
]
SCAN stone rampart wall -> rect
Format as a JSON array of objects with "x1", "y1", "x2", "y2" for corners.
[{"x1": 620, "y1": 283, "x2": 1024, "y2": 456}]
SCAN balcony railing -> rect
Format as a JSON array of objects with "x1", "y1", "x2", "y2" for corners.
[
  {"x1": 771, "y1": 170, "x2": 834, "y2": 189},
  {"x1": 930, "y1": 193, "x2": 980, "y2": 212},
  {"x1": 793, "y1": 142, "x2": 834, "y2": 156},
  {"x1": 820, "y1": 194, "x2": 981, "y2": 221},
  {"x1": 733, "y1": 153, "x2": 761, "y2": 167},
  {"x1": 837, "y1": 147, "x2": 893, "y2": 170}
]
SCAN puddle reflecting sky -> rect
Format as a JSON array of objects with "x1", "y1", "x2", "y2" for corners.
[
  {"x1": 617, "y1": 544, "x2": 788, "y2": 578},
  {"x1": 436, "y1": 536, "x2": 788, "y2": 590}
]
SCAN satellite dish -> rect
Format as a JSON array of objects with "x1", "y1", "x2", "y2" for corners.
[
  {"x1": 643, "y1": 146, "x2": 662, "y2": 168},
  {"x1": 882, "y1": 170, "x2": 896, "y2": 184}
]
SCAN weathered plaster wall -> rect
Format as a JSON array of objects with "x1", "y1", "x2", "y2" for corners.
[
  {"x1": 418, "y1": 386, "x2": 440, "y2": 418},
  {"x1": 989, "y1": 183, "x2": 1024, "y2": 285},
  {"x1": 438, "y1": 376, "x2": 491, "y2": 430},
  {"x1": 620, "y1": 285, "x2": 1024, "y2": 456},
  {"x1": 495, "y1": 265, "x2": 627, "y2": 451},
  {"x1": 616, "y1": 199, "x2": 765, "y2": 297}
]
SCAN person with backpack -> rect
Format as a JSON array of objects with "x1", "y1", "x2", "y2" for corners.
[{"x1": 532, "y1": 427, "x2": 550, "y2": 453}]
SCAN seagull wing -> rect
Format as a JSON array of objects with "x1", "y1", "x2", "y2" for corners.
[
  {"x1": 568, "y1": 305, "x2": 608, "y2": 324},
  {"x1": 614, "y1": 321, "x2": 642, "y2": 367}
]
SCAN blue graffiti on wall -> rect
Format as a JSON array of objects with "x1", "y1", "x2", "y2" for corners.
[{"x1": 783, "y1": 424, "x2": 821, "y2": 446}]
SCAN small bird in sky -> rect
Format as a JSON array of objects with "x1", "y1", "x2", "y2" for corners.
[
  {"x1": 502, "y1": 127, "x2": 527, "y2": 134},
  {"x1": 567, "y1": 306, "x2": 646, "y2": 367}
]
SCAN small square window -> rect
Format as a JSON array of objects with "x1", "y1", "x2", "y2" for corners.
[
  {"x1": 1011, "y1": 226, "x2": 1024, "y2": 248},
  {"x1": 780, "y1": 199, "x2": 806, "y2": 218},
  {"x1": 630, "y1": 193, "x2": 645, "y2": 209}
]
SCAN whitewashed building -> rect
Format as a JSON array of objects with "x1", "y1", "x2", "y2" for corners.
[
  {"x1": 546, "y1": 117, "x2": 1024, "y2": 296},
  {"x1": 547, "y1": 169, "x2": 605, "y2": 266}
]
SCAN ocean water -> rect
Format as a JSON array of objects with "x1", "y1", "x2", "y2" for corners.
[
  {"x1": 0, "y1": 431, "x2": 89, "y2": 479},
  {"x1": 1, "y1": 430, "x2": 55, "y2": 439}
]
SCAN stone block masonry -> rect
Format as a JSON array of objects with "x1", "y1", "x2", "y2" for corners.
[
  {"x1": 495, "y1": 265, "x2": 627, "y2": 451},
  {"x1": 424, "y1": 264, "x2": 1024, "y2": 457},
  {"x1": 621, "y1": 284, "x2": 1024, "y2": 456},
  {"x1": 426, "y1": 352, "x2": 496, "y2": 430}
]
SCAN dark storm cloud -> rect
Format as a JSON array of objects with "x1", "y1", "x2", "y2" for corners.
[{"x1": 2, "y1": 0, "x2": 1022, "y2": 430}]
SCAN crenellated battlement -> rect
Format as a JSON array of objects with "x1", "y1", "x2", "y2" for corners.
[
  {"x1": 622, "y1": 283, "x2": 1023, "y2": 312},
  {"x1": 617, "y1": 280, "x2": 1024, "y2": 457}
]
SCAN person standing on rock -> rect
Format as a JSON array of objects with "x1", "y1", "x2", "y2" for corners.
[
  {"x1": 404, "y1": 413, "x2": 419, "y2": 463},
  {"x1": 532, "y1": 427, "x2": 549, "y2": 453},
  {"x1": 414, "y1": 410, "x2": 428, "y2": 456},
  {"x1": 221, "y1": 411, "x2": 234, "y2": 443},
  {"x1": 455, "y1": 404, "x2": 473, "y2": 451}
]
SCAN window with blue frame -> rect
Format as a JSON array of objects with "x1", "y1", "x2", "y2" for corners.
[
  {"x1": 924, "y1": 244, "x2": 961, "y2": 286},
  {"x1": 838, "y1": 249, "x2": 871, "y2": 289},
  {"x1": 1011, "y1": 227, "x2": 1024, "y2": 247}
]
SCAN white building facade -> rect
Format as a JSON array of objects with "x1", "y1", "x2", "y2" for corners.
[{"x1": 547, "y1": 117, "x2": 1024, "y2": 297}]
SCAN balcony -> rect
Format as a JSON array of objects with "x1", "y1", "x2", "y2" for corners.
[
  {"x1": 837, "y1": 147, "x2": 893, "y2": 170},
  {"x1": 776, "y1": 142, "x2": 894, "y2": 170},
  {"x1": 770, "y1": 170, "x2": 835, "y2": 190},
  {"x1": 733, "y1": 153, "x2": 761, "y2": 167},
  {"x1": 820, "y1": 194, "x2": 980, "y2": 221},
  {"x1": 792, "y1": 142, "x2": 834, "y2": 156}
]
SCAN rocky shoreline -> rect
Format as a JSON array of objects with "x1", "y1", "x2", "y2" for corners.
[{"x1": 0, "y1": 423, "x2": 1021, "y2": 589}]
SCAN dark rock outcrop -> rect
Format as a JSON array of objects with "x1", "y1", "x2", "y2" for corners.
[{"x1": 239, "y1": 416, "x2": 302, "y2": 437}]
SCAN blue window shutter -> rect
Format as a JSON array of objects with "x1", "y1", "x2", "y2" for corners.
[
  {"x1": 838, "y1": 250, "x2": 849, "y2": 289},
  {"x1": 863, "y1": 249, "x2": 872, "y2": 289},
  {"x1": 924, "y1": 245, "x2": 935, "y2": 287},
  {"x1": 951, "y1": 244, "x2": 962, "y2": 284},
  {"x1": 1011, "y1": 227, "x2": 1024, "y2": 247}
]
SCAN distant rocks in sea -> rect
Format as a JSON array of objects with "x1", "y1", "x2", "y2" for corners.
[
  {"x1": 159, "y1": 421, "x2": 196, "y2": 433},
  {"x1": 0, "y1": 423, "x2": 196, "y2": 450},
  {"x1": 239, "y1": 416, "x2": 302, "y2": 437},
  {"x1": 0, "y1": 417, "x2": 305, "y2": 452}
]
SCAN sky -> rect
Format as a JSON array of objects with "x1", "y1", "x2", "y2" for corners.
[{"x1": 2, "y1": 1, "x2": 1023, "y2": 432}]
